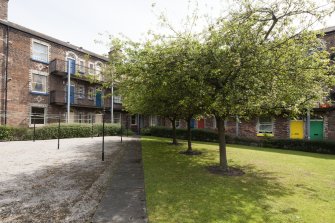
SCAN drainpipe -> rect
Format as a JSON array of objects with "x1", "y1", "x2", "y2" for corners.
[
  {"x1": 4, "y1": 25, "x2": 9, "y2": 125},
  {"x1": 67, "y1": 60, "x2": 71, "y2": 123},
  {"x1": 111, "y1": 84, "x2": 114, "y2": 123},
  {"x1": 306, "y1": 109, "x2": 311, "y2": 140}
]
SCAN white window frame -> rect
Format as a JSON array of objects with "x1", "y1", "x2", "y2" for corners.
[
  {"x1": 31, "y1": 39, "x2": 50, "y2": 63},
  {"x1": 175, "y1": 119, "x2": 180, "y2": 128},
  {"x1": 257, "y1": 117, "x2": 274, "y2": 136},
  {"x1": 114, "y1": 112, "x2": 121, "y2": 124},
  {"x1": 30, "y1": 70, "x2": 48, "y2": 94},
  {"x1": 150, "y1": 115, "x2": 158, "y2": 127},
  {"x1": 79, "y1": 59, "x2": 85, "y2": 73},
  {"x1": 89, "y1": 62, "x2": 95, "y2": 74},
  {"x1": 88, "y1": 87, "x2": 95, "y2": 100},
  {"x1": 77, "y1": 85, "x2": 85, "y2": 99},
  {"x1": 29, "y1": 105, "x2": 47, "y2": 127},
  {"x1": 113, "y1": 95, "x2": 122, "y2": 104},
  {"x1": 95, "y1": 62, "x2": 104, "y2": 81}
]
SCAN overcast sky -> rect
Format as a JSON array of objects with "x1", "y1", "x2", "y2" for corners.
[{"x1": 8, "y1": 0, "x2": 335, "y2": 56}]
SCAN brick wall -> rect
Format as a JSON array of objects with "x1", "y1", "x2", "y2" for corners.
[
  {"x1": 0, "y1": 0, "x2": 8, "y2": 21},
  {"x1": 0, "y1": 24, "x2": 107, "y2": 126}
]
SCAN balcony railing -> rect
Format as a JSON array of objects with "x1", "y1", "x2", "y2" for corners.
[
  {"x1": 50, "y1": 90, "x2": 108, "y2": 108},
  {"x1": 49, "y1": 59, "x2": 104, "y2": 82}
]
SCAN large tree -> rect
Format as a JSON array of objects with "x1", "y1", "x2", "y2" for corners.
[{"x1": 201, "y1": 0, "x2": 335, "y2": 172}]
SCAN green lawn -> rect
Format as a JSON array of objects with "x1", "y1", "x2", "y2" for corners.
[{"x1": 141, "y1": 137, "x2": 335, "y2": 223}]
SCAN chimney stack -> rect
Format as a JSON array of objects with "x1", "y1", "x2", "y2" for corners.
[{"x1": 0, "y1": 0, "x2": 9, "y2": 21}]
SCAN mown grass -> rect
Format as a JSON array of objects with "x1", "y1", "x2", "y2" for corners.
[{"x1": 141, "y1": 136, "x2": 335, "y2": 223}]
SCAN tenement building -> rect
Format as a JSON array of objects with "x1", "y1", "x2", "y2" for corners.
[{"x1": 0, "y1": 0, "x2": 125, "y2": 126}]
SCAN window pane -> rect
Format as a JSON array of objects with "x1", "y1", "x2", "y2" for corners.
[
  {"x1": 31, "y1": 107, "x2": 45, "y2": 125},
  {"x1": 259, "y1": 124, "x2": 273, "y2": 133},
  {"x1": 32, "y1": 74, "x2": 46, "y2": 93},
  {"x1": 32, "y1": 42, "x2": 48, "y2": 62}
]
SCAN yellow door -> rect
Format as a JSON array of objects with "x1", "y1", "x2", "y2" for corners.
[{"x1": 290, "y1": 120, "x2": 304, "y2": 139}]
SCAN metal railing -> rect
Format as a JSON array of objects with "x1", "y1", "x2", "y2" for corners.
[
  {"x1": 49, "y1": 59, "x2": 105, "y2": 82},
  {"x1": 50, "y1": 90, "x2": 109, "y2": 108}
]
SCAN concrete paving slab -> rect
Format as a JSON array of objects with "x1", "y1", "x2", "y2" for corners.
[{"x1": 92, "y1": 138, "x2": 148, "y2": 223}]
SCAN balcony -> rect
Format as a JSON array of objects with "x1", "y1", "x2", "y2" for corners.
[
  {"x1": 50, "y1": 90, "x2": 106, "y2": 108},
  {"x1": 49, "y1": 59, "x2": 104, "y2": 82}
]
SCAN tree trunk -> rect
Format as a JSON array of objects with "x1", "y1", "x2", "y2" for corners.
[
  {"x1": 187, "y1": 117, "x2": 192, "y2": 152},
  {"x1": 171, "y1": 118, "x2": 178, "y2": 145},
  {"x1": 216, "y1": 116, "x2": 228, "y2": 171}
]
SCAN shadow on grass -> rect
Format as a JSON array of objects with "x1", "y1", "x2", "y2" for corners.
[{"x1": 142, "y1": 137, "x2": 296, "y2": 223}]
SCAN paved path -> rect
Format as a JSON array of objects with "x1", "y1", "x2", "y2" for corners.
[{"x1": 92, "y1": 138, "x2": 148, "y2": 223}]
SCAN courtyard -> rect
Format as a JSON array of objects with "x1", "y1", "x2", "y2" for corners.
[{"x1": 0, "y1": 136, "x2": 129, "y2": 222}]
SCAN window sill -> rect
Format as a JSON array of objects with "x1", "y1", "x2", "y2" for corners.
[
  {"x1": 31, "y1": 91, "x2": 48, "y2": 96},
  {"x1": 31, "y1": 58, "x2": 49, "y2": 65},
  {"x1": 29, "y1": 124, "x2": 45, "y2": 128},
  {"x1": 257, "y1": 133, "x2": 274, "y2": 137}
]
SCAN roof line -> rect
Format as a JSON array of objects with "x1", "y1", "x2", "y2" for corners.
[{"x1": 0, "y1": 19, "x2": 109, "y2": 62}]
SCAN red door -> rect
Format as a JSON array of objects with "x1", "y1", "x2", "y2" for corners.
[{"x1": 198, "y1": 119, "x2": 205, "y2": 129}]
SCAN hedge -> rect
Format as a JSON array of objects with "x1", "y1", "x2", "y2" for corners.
[
  {"x1": 0, "y1": 124, "x2": 132, "y2": 141},
  {"x1": 142, "y1": 126, "x2": 335, "y2": 154}
]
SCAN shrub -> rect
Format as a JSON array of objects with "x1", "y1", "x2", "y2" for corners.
[
  {"x1": 0, "y1": 124, "x2": 133, "y2": 141},
  {"x1": 0, "y1": 126, "x2": 13, "y2": 141},
  {"x1": 142, "y1": 127, "x2": 335, "y2": 154}
]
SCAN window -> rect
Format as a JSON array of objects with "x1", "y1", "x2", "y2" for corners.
[
  {"x1": 88, "y1": 87, "x2": 95, "y2": 100},
  {"x1": 77, "y1": 112, "x2": 85, "y2": 123},
  {"x1": 257, "y1": 117, "x2": 273, "y2": 135},
  {"x1": 175, "y1": 119, "x2": 180, "y2": 128},
  {"x1": 131, "y1": 115, "x2": 137, "y2": 125},
  {"x1": 31, "y1": 73, "x2": 47, "y2": 93},
  {"x1": 114, "y1": 112, "x2": 121, "y2": 124},
  {"x1": 113, "y1": 95, "x2": 122, "y2": 104},
  {"x1": 89, "y1": 63, "x2": 95, "y2": 74},
  {"x1": 30, "y1": 107, "x2": 45, "y2": 125},
  {"x1": 32, "y1": 41, "x2": 49, "y2": 63},
  {"x1": 88, "y1": 113, "x2": 95, "y2": 123},
  {"x1": 79, "y1": 60, "x2": 85, "y2": 73},
  {"x1": 77, "y1": 85, "x2": 85, "y2": 99},
  {"x1": 150, "y1": 116, "x2": 157, "y2": 127},
  {"x1": 96, "y1": 63, "x2": 103, "y2": 81}
]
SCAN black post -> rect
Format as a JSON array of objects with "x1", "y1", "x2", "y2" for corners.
[
  {"x1": 57, "y1": 114, "x2": 61, "y2": 149},
  {"x1": 120, "y1": 113, "x2": 123, "y2": 143},
  {"x1": 91, "y1": 116, "x2": 94, "y2": 138},
  {"x1": 126, "y1": 114, "x2": 129, "y2": 137},
  {"x1": 33, "y1": 116, "x2": 36, "y2": 142},
  {"x1": 102, "y1": 113, "x2": 105, "y2": 161}
]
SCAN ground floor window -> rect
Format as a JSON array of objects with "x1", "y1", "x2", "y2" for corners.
[
  {"x1": 150, "y1": 115, "x2": 157, "y2": 126},
  {"x1": 175, "y1": 119, "x2": 180, "y2": 128},
  {"x1": 114, "y1": 112, "x2": 121, "y2": 124},
  {"x1": 30, "y1": 107, "x2": 45, "y2": 125},
  {"x1": 257, "y1": 117, "x2": 273, "y2": 134},
  {"x1": 131, "y1": 115, "x2": 137, "y2": 125}
]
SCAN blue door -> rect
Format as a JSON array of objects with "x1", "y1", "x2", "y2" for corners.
[
  {"x1": 190, "y1": 119, "x2": 196, "y2": 128},
  {"x1": 66, "y1": 85, "x2": 75, "y2": 104},
  {"x1": 67, "y1": 58, "x2": 76, "y2": 75},
  {"x1": 96, "y1": 91, "x2": 102, "y2": 107}
]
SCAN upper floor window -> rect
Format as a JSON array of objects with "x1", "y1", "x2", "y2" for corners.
[
  {"x1": 79, "y1": 60, "x2": 85, "y2": 73},
  {"x1": 88, "y1": 87, "x2": 95, "y2": 100},
  {"x1": 77, "y1": 85, "x2": 85, "y2": 98},
  {"x1": 89, "y1": 63, "x2": 95, "y2": 74},
  {"x1": 113, "y1": 95, "x2": 122, "y2": 104},
  {"x1": 30, "y1": 71, "x2": 47, "y2": 94},
  {"x1": 32, "y1": 40, "x2": 49, "y2": 63}
]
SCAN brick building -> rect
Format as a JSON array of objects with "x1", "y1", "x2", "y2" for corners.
[{"x1": 0, "y1": 0, "x2": 126, "y2": 127}]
